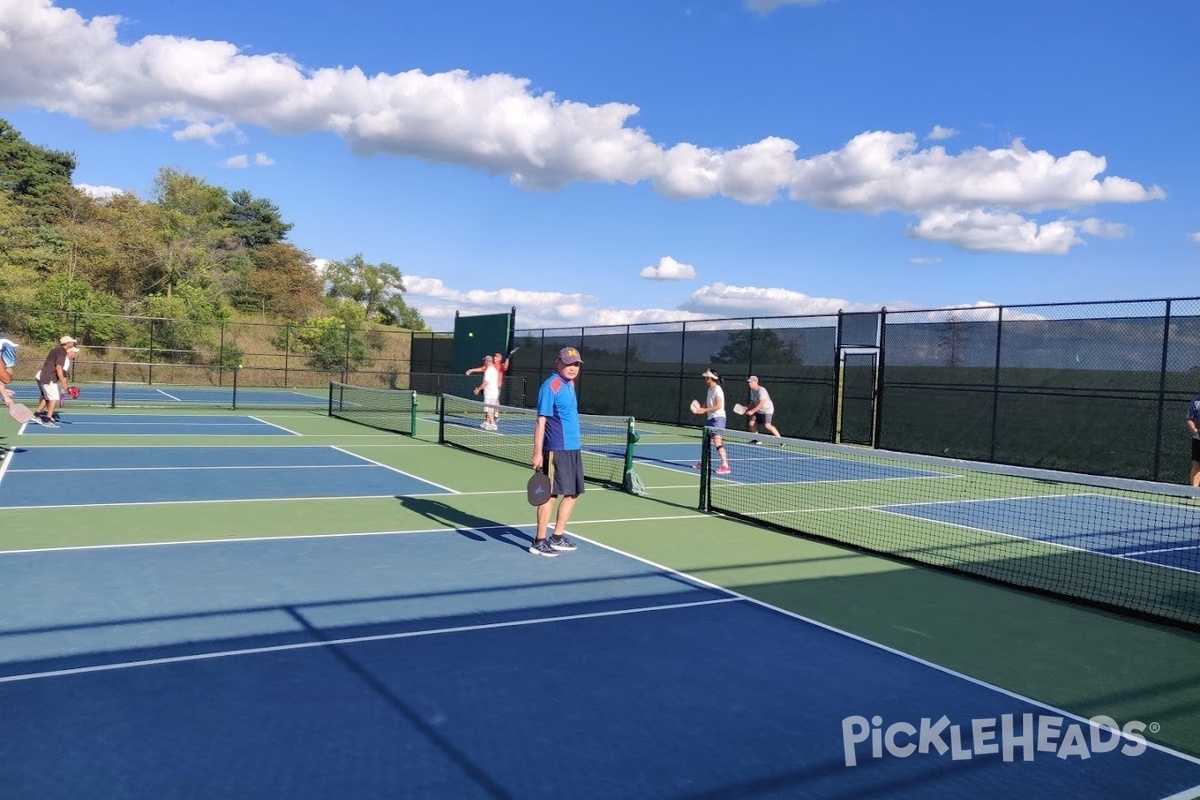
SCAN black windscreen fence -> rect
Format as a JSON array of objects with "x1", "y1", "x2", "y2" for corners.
[{"x1": 487, "y1": 298, "x2": 1200, "y2": 484}]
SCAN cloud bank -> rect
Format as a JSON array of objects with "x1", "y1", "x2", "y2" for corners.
[{"x1": 0, "y1": 0, "x2": 1164, "y2": 254}]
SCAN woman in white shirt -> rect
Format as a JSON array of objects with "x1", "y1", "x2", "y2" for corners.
[{"x1": 692, "y1": 368, "x2": 731, "y2": 475}]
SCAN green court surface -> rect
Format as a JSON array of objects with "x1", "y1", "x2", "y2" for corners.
[{"x1": 1, "y1": 403, "x2": 1197, "y2": 769}]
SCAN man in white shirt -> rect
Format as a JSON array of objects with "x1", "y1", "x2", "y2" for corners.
[
  {"x1": 473, "y1": 355, "x2": 500, "y2": 431},
  {"x1": 745, "y1": 375, "x2": 782, "y2": 443}
]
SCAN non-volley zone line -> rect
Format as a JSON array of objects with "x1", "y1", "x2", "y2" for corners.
[
  {"x1": 0, "y1": 445, "x2": 455, "y2": 507},
  {"x1": 2, "y1": 529, "x2": 1198, "y2": 799},
  {"x1": 20, "y1": 413, "x2": 300, "y2": 436},
  {"x1": 0, "y1": 599, "x2": 740, "y2": 684}
]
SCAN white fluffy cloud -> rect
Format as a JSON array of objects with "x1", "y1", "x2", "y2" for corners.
[
  {"x1": 680, "y1": 282, "x2": 878, "y2": 317},
  {"x1": 222, "y1": 152, "x2": 275, "y2": 168},
  {"x1": 74, "y1": 183, "x2": 125, "y2": 200},
  {"x1": 0, "y1": 0, "x2": 1162, "y2": 255},
  {"x1": 639, "y1": 256, "x2": 696, "y2": 280},
  {"x1": 909, "y1": 257, "x2": 942, "y2": 265},
  {"x1": 905, "y1": 208, "x2": 1127, "y2": 254},
  {"x1": 927, "y1": 125, "x2": 958, "y2": 140},
  {"x1": 397, "y1": 272, "x2": 1026, "y2": 329},
  {"x1": 1190, "y1": 232, "x2": 1200, "y2": 244}
]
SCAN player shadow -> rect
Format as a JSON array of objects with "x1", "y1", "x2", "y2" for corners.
[{"x1": 395, "y1": 496, "x2": 532, "y2": 551}]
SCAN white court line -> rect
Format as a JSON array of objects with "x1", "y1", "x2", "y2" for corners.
[
  {"x1": 57, "y1": 421, "x2": 273, "y2": 426},
  {"x1": 153, "y1": 388, "x2": 183, "y2": 401},
  {"x1": 0, "y1": 491, "x2": 455, "y2": 511},
  {"x1": 0, "y1": 442, "x2": 17, "y2": 484},
  {"x1": 331, "y1": 445, "x2": 458, "y2": 494},
  {"x1": 9, "y1": 464, "x2": 381, "y2": 474},
  {"x1": 0, "y1": 515, "x2": 707, "y2": 555},
  {"x1": 2, "y1": 506, "x2": 1197, "y2": 773},
  {"x1": 565, "y1": 532, "x2": 1200, "y2": 769},
  {"x1": 247, "y1": 416, "x2": 301, "y2": 435},
  {"x1": 1122, "y1": 544, "x2": 1200, "y2": 557},
  {"x1": 0, "y1": 597, "x2": 741, "y2": 685}
]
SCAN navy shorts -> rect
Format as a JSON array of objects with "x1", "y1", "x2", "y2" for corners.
[
  {"x1": 1192, "y1": 438, "x2": 1200, "y2": 462},
  {"x1": 544, "y1": 449, "x2": 585, "y2": 497},
  {"x1": 704, "y1": 416, "x2": 727, "y2": 430}
]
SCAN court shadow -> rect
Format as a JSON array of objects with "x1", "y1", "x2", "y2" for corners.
[{"x1": 396, "y1": 496, "x2": 531, "y2": 551}]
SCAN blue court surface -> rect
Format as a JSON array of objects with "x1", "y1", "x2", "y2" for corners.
[
  {"x1": 634, "y1": 441, "x2": 951, "y2": 484},
  {"x1": 8, "y1": 385, "x2": 327, "y2": 406},
  {"x1": 20, "y1": 413, "x2": 298, "y2": 436},
  {"x1": 0, "y1": 531, "x2": 1196, "y2": 799},
  {"x1": 0, "y1": 446, "x2": 452, "y2": 507},
  {"x1": 880, "y1": 494, "x2": 1200, "y2": 573}
]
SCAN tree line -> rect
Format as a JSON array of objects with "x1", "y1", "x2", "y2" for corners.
[{"x1": 0, "y1": 119, "x2": 427, "y2": 370}]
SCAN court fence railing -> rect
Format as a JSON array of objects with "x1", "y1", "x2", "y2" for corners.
[
  {"x1": 17, "y1": 295, "x2": 1200, "y2": 483},
  {"x1": 507, "y1": 296, "x2": 1200, "y2": 485}
]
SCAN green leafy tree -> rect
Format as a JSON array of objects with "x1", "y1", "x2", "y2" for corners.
[
  {"x1": 0, "y1": 119, "x2": 76, "y2": 223},
  {"x1": 290, "y1": 304, "x2": 370, "y2": 371},
  {"x1": 149, "y1": 168, "x2": 232, "y2": 297},
  {"x1": 133, "y1": 283, "x2": 230, "y2": 363},
  {"x1": 325, "y1": 253, "x2": 425, "y2": 329},
  {"x1": 234, "y1": 242, "x2": 323, "y2": 319},
  {"x1": 27, "y1": 272, "x2": 126, "y2": 346},
  {"x1": 712, "y1": 328, "x2": 798, "y2": 367},
  {"x1": 224, "y1": 189, "x2": 292, "y2": 248}
]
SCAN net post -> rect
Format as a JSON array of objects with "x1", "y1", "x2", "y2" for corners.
[
  {"x1": 698, "y1": 426, "x2": 711, "y2": 510},
  {"x1": 110, "y1": 362, "x2": 117, "y2": 409},
  {"x1": 409, "y1": 391, "x2": 418, "y2": 436},
  {"x1": 623, "y1": 417, "x2": 640, "y2": 491},
  {"x1": 232, "y1": 365, "x2": 239, "y2": 409},
  {"x1": 327, "y1": 381, "x2": 335, "y2": 417},
  {"x1": 437, "y1": 394, "x2": 446, "y2": 443}
]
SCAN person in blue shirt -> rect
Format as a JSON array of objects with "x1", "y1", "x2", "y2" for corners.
[
  {"x1": 1187, "y1": 395, "x2": 1200, "y2": 487},
  {"x1": 529, "y1": 347, "x2": 585, "y2": 557}
]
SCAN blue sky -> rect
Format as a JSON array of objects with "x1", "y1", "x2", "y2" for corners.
[{"x1": 1, "y1": 0, "x2": 1197, "y2": 330}]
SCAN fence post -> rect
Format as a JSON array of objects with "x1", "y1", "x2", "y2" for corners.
[
  {"x1": 988, "y1": 306, "x2": 1005, "y2": 462},
  {"x1": 748, "y1": 318, "x2": 757, "y2": 376},
  {"x1": 622, "y1": 325, "x2": 631, "y2": 417},
  {"x1": 284, "y1": 324, "x2": 291, "y2": 388},
  {"x1": 148, "y1": 318, "x2": 154, "y2": 385},
  {"x1": 218, "y1": 321, "x2": 225, "y2": 387},
  {"x1": 1153, "y1": 300, "x2": 1172, "y2": 481},
  {"x1": 678, "y1": 322, "x2": 688, "y2": 426},
  {"x1": 829, "y1": 310, "x2": 844, "y2": 442},
  {"x1": 342, "y1": 326, "x2": 351, "y2": 383}
]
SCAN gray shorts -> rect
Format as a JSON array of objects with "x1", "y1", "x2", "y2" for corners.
[{"x1": 544, "y1": 449, "x2": 585, "y2": 497}]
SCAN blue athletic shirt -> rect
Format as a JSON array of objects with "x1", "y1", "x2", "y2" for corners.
[{"x1": 537, "y1": 372, "x2": 581, "y2": 450}]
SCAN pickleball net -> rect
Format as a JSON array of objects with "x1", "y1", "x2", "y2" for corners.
[
  {"x1": 327, "y1": 382, "x2": 418, "y2": 435},
  {"x1": 439, "y1": 394, "x2": 637, "y2": 487},
  {"x1": 699, "y1": 426, "x2": 1200, "y2": 629}
]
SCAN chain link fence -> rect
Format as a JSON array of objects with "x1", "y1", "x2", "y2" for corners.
[{"x1": 5, "y1": 297, "x2": 1198, "y2": 483}]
